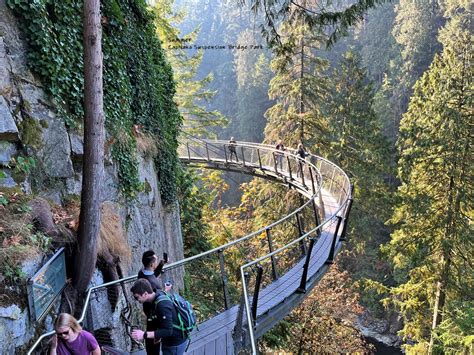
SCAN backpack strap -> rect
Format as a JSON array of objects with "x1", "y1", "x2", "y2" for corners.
[{"x1": 154, "y1": 292, "x2": 181, "y2": 331}]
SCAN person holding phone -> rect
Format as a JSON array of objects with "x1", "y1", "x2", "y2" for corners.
[
  {"x1": 137, "y1": 250, "x2": 170, "y2": 292},
  {"x1": 49, "y1": 313, "x2": 100, "y2": 355},
  {"x1": 137, "y1": 250, "x2": 171, "y2": 354}
]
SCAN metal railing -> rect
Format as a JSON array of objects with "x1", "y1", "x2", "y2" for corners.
[{"x1": 28, "y1": 138, "x2": 351, "y2": 354}]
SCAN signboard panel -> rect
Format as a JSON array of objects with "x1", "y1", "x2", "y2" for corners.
[{"x1": 27, "y1": 248, "x2": 66, "y2": 322}]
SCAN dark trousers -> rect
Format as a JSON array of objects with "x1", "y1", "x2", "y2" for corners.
[{"x1": 145, "y1": 338, "x2": 160, "y2": 355}]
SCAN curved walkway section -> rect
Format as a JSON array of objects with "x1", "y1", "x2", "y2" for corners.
[
  {"x1": 179, "y1": 137, "x2": 352, "y2": 354},
  {"x1": 27, "y1": 137, "x2": 352, "y2": 355}
]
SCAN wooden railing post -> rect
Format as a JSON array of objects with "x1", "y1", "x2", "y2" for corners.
[
  {"x1": 251, "y1": 265, "x2": 263, "y2": 325},
  {"x1": 265, "y1": 229, "x2": 279, "y2": 280},
  {"x1": 326, "y1": 216, "x2": 342, "y2": 264},
  {"x1": 218, "y1": 249, "x2": 230, "y2": 310},
  {"x1": 297, "y1": 237, "x2": 316, "y2": 293},
  {"x1": 328, "y1": 166, "x2": 337, "y2": 193}
]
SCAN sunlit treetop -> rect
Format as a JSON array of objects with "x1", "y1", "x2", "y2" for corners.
[{"x1": 240, "y1": 0, "x2": 389, "y2": 50}]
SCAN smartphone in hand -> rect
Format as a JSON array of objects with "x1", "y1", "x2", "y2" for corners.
[{"x1": 163, "y1": 252, "x2": 168, "y2": 263}]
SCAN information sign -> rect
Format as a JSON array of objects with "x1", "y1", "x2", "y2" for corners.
[{"x1": 27, "y1": 248, "x2": 66, "y2": 322}]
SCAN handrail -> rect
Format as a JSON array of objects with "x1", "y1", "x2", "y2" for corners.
[
  {"x1": 239, "y1": 215, "x2": 343, "y2": 353},
  {"x1": 28, "y1": 138, "x2": 351, "y2": 354}
]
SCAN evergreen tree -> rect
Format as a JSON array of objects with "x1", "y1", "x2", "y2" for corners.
[
  {"x1": 242, "y1": 0, "x2": 391, "y2": 48},
  {"x1": 386, "y1": 7, "x2": 473, "y2": 352},
  {"x1": 264, "y1": 17, "x2": 329, "y2": 149},
  {"x1": 387, "y1": 0, "x2": 444, "y2": 138},
  {"x1": 152, "y1": 0, "x2": 227, "y2": 136},
  {"x1": 358, "y1": 1, "x2": 398, "y2": 85},
  {"x1": 326, "y1": 51, "x2": 392, "y2": 296},
  {"x1": 235, "y1": 30, "x2": 273, "y2": 142}
]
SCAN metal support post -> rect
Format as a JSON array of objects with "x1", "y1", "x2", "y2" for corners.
[
  {"x1": 296, "y1": 213, "x2": 307, "y2": 256},
  {"x1": 257, "y1": 149, "x2": 262, "y2": 169},
  {"x1": 299, "y1": 161, "x2": 306, "y2": 187},
  {"x1": 241, "y1": 146, "x2": 246, "y2": 166},
  {"x1": 297, "y1": 237, "x2": 316, "y2": 293},
  {"x1": 218, "y1": 249, "x2": 231, "y2": 310},
  {"x1": 205, "y1": 143, "x2": 210, "y2": 161},
  {"x1": 287, "y1": 156, "x2": 293, "y2": 180},
  {"x1": 312, "y1": 199, "x2": 321, "y2": 238},
  {"x1": 326, "y1": 216, "x2": 342, "y2": 264},
  {"x1": 186, "y1": 142, "x2": 191, "y2": 161},
  {"x1": 339, "y1": 198, "x2": 353, "y2": 241},
  {"x1": 224, "y1": 144, "x2": 229, "y2": 163},
  {"x1": 265, "y1": 229, "x2": 279, "y2": 280},
  {"x1": 233, "y1": 272, "x2": 250, "y2": 350},
  {"x1": 309, "y1": 166, "x2": 316, "y2": 193},
  {"x1": 251, "y1": 265, "x2": 263, "y2": 324}
]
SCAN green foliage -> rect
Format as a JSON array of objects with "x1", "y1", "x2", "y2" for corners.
[
  {"x1": 8, "y1": 0, "x2": 182, "y2": 203},
  {"x1": 242, "y1": 0, "x2": 391, "y2": 49},
  {"x1": 1, "y1": 252, "x2": 26, "y2": 283},
  {"x1": 0, "y1": 193, "x2": 52, "y2": 285},
  {"x1": 358, "y1": 1, "x2": 398, "y2": 85},
  {"x1": 265, "y1": 20, "x2": 330, "y2": 148},
  {"x1": 0, "y1": 194, "x2": 8, "y2": 207},
  {"x1": 13, "y1": 156, "x2": 36, "y2": 176},
  {"x1": 260, "y1": 320, "x2": 292, "y2": 350},
  {"x1": 17, "y1": 115, "x2": 43, "y2": 149},
  {"x1": 235, "y1": 32, "x2": 273, "y2": 142},
  {"x1": 152, "y1": 0, "x2": 227, "y2": 137},
  {"x1": 386, "y1": 10, "x2": 473, "y2": 351},
  {"x1": 176, "y1": 168, "x2": 212, "y2": 256}
]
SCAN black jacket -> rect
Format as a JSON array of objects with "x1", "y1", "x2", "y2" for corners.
[{"x1": 148, "y1": 292, "x2": 186, "y2": 346}]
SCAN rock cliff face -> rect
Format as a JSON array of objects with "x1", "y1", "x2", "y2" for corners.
[{"x1": 0, "y1": 0, "x2": 184, "y2": 353}]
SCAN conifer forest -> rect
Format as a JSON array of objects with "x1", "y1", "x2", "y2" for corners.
[
  {"x1": 0, "y1": 0, "x2": 472, "y2": 354},
  {"x1": 169, "y1": 0, "x2": 472, "y2": 353}
]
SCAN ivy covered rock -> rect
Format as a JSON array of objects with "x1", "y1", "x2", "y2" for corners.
[{"x1": 7, "y1": 0, "x2": 182, "y2": 203}]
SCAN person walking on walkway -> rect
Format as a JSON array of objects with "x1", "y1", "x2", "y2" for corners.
[
  {"x1": 49, "y1": 313, "x2": 100, "y2": 355},
  {"x1": 275, "y1": 139, "x2": 285, "y2": 169},
  {"x1": 131, "y1": 279, "x2": 187, "y2": 355},
  {"x1": 295, "y1": 143, "x2": 308, "y2": 178},
  {"x1": 228, "y1": 137, "x2": 238, "y2": 162}
]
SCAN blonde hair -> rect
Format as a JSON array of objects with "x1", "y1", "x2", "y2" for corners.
[{"x1": 54, "y1": 313, "x2": 82, "y2": 333}]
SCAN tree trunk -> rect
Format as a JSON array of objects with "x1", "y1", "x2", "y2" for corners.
[
  {"x1": 72, "y1": 0, "x2": 105, "y2": 309},
  {"x1": 299, "y1": 21, "x2": 305, "y2": 142},
  {"x1": 428, "y1": 258, "x2": 450, "y2": 353}
]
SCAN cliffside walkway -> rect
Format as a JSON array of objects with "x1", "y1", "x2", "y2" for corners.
[{"x1": 28, "y1": 136, "x2": 352, "y2": 355}]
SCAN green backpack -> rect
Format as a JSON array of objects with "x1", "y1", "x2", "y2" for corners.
[{"x1": 155, "y1": 292, "x2": 198, "y2": 339}]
